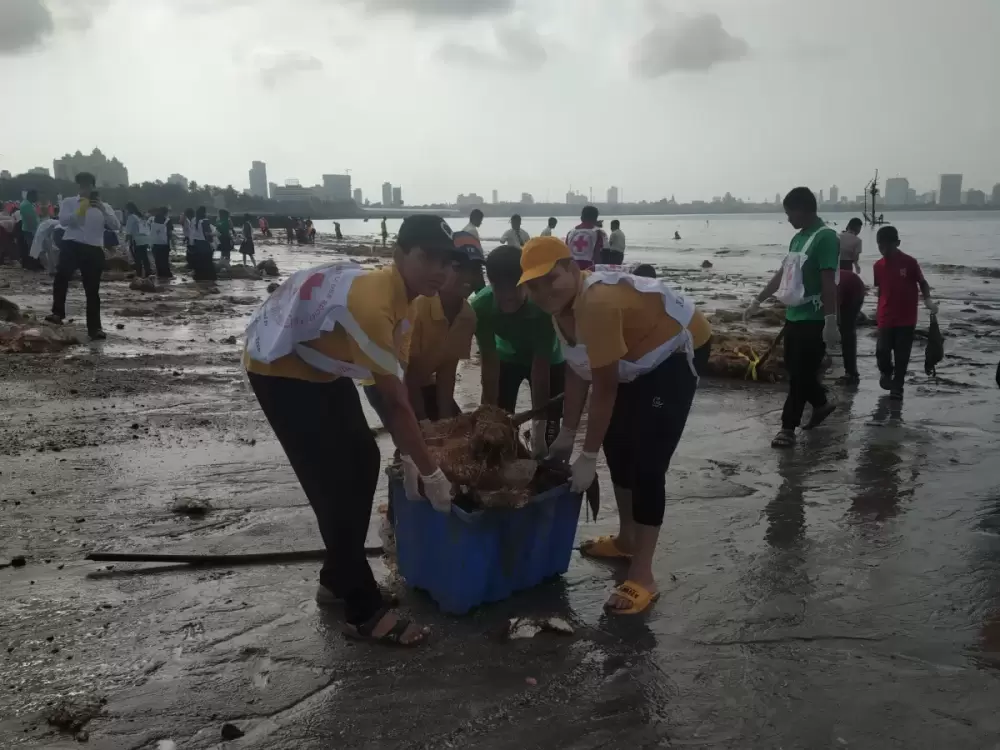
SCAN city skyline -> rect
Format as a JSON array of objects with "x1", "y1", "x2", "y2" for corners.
[{"x1": 2, "y1": 0, "x2": 998, "y2": 206}]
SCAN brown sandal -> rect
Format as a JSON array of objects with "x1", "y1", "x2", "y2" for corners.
[{"x1": 344, "y1": 607, "x2": 428, "y2": 648}]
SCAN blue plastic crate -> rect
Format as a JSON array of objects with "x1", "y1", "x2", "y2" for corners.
[{"x1": 391, "y1": 479, "x2": 582, "y2": 615}]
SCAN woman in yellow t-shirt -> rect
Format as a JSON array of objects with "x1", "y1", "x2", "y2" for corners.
[
  {"x1": 404, "y1": 231, "x2": 483, "y2": 421},
  {"x1": 243, "y1": 215, "x2": 463, "y2": 648},
  {"x1": 519, "y1": 237, "x2": 711, "y2": 616}
]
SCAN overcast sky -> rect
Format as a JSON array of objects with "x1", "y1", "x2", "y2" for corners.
[{"x1": 4, "y1": 0, "x2": 999, "y2": 204}]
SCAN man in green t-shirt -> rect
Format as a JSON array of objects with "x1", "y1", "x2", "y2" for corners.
[
  {"x1": 471, "y1": 245, "x2": 565, "y2": 456},
  {"x1": 745, "y1": 187, "x2": 840, "y2": 448}
]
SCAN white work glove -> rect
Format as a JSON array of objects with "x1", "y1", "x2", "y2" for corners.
[
  {"x1": 421, "y1": 468, "x2": 454, "y2": 513},
  {"x1": 924, "y1": 298, "x2": 939, "y2": 315},
  {"x1": 545, "y1": 425, "x2": 576, "y2": 464},
  {"x1": 822, "y1": 314, "x2": 841, "y2": 347},
  {"x1": 400, "y1": 455, "x2": 421, "y2": 501},
  {"x1": 529, "y1": 419, "x2": 548, "y2": 458},
  {"x1": 743, "y1": 299, "x2": 761, "y2": 323},
  {"x1": 570, "y1": 452, "x2": 599, "y2": 494}
]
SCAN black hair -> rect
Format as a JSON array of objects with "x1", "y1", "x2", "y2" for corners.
[
  {"x1": 511, "y1": 214, "x2": 522, "y2": 223},
  {"x1": 782, "y1": 187, "x2": 817, "y2": 213},
  {"x1": 75, "y1": 172, "x2": 97, "y2": 188},
  {"x1": 125, "y1": 202, "x2": 140, "y2": 216},
  {"x1": 485, "y1": 245, "x2": 524, "y2": 289},
  {"x1": 633, "y1": 264, "x2": 656, "y2": 278},
  {"x1": 610, "y1": 219, "x2": 620, "y2": 230},
  {"x1": 25, "y1": 189, "x2": 38, "y2": 201},
  {"x1": 876, "y1": 225, "x2": 900, "y2": 244},
  {"x1": 547, "y1": 217, "x2": 557, "y2": 227},
  {"x1": 581, "y1": 205, "x2": 599, "y2": 222},
  {"x1": 184, "y1": 208, "x2": 195, "y2": 218},
  {"x1": 847, "y1": 217, "x2": 863, "y2": 231},
  {"x1": 195, "y1": 206, "x2": 207, "y2": 219},
  {"x1": 219, "y1": 209, "x2": 230, "y2": 218},
  {"x1": 470, "y1": 209, "x2": 484, "y2": 221}
]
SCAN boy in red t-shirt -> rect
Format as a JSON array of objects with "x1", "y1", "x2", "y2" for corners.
[{"x1": 873, "y1": 226, "x2": 938, "y2": 399}]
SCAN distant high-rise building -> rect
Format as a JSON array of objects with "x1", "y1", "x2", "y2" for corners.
[
  {"x1": 565, "y1": 190, "x2": 587, "y2": 205},
  {"x1": 492, "y1": 190, "x2": 498, "y2": 204},
  {"x1": 855, "y1": 195, "x2": 865, "y2": 204},
  {"x1": 829, "y1": 185, "x2": 839, "y2": 204},
  {"x1": 0, "y1": 170, "x2": 12, "y2": 180},
  {"x1": 939, "y1": 174, "x2": 963, "y2": 207},
  {"x1": 382, "y1": 182, "x2": 392, "y2": 207},
  {"x1": 521, "y1": 192, "x2": 534, "y2": 204},
  {"x1": 818, "y1": 189, "x2": 824, "y2": 204},
  {"x1": 27, "y1": 166, "x2": 50, "y2": 176},
  {"x1": 907, "y1": 188, "x2": 917, "y2": 204},
  {"x1": 992, "y1": 183, "x2": 1000, "y2": 206},
  {"x1": 167, "y1": 173, "x2": 189, "y2": 190},
  {"x1": 353, "y1": 188, "x2": 363, "y2": 204},
  {"x1": 775, "y1": 192, "x2": 781, "y2": 205},
  {"x1": 885, "y1": 177, "x2": 910, "y2": 206},
  {"x1": 456, "y1": 193, "x2": 485, "y2": 207},
  {"x1": 392, "y1": 186, "x2": 402, "y2": 207},
  {"x1": 607, "y1": 186, "x2": 619, "y2": 205},
  {"x1": 249, "y1": 161, "x2": 268, "y2": 198},
  {"x1": 268, "y1": 182, "x2": 278, "y2": 199},
  {"x1": 966, "y1": 189, "x2": 987, "y2": 207},
  {"x1": 53, "y1": 148, "x2": 129, "y2": 187},
  {"x1": 321, "y1": 174, "x2": 352, "y2": 201}
]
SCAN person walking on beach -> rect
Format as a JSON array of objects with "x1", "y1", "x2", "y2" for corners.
[
  {"x1": 190, "y1": 206, "x2": 216, "y2": 281},
  {"x1": 873, "y1": 225, "x2": 938, "y2": 400},
  {"x1": 148, "y1": 206, "x2": 173, "y2": 279},
  {"x1": 839, "y1": 217, "x2": 863, "y2": 272},
  {"x1": 242, "y1": 215, "x2": 462, "y2": 647},
  {"x1": 239, "y1": 215, "x2": 255, "y2": 265},
  {"x1": 380, "y1": 216, "x2": 388, "y2": 247},
  {"x1": 471, "y1": 244, "x2": 565, "y2": 456},
  {"x1": 48, "y1": 172, "x2": 120, "y2": 340},
  {"x1": 216, "y1": 209, "x2": 234, "y2": 265},
  {"x1": 124, "y1": 202, "x2": 152, "y2": 278},
  {"x1": 520, "y1": 236, "x2": 711, "y2": 615},
  {"x1": 19, "y1": 189, "x2": 41, "y2": 270},
  {"x1": 285, "y1": 217, "x2": 294, "y2": 244},
  {"x1": 181, "y1": 208, "x2": 195, "y2": 270},
  {"x1": 837, "y1": 264, "x2": 866, "y2": 385},
  {"x1": 463, "y1": 208, "x2": 484, "y2": 240},
  {"x1": 606, "y1": 219, "x2": 626, "y2": 265},
  {"x1": 540, "y1": 217, "x2": 558, "y2": 238},
  {"x1": 500, "y1": 214, "x2": 530, "y2": 248},
  {"x1": 745, "y1": 187, "x2": 840, "y2": 448},
  {"x1": 565, "y1": 205, "x2": 606, "y2": 271}
]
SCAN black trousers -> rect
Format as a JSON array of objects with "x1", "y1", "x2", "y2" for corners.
[
  {"x1": 20, "y1": 231, "x2": 42, "y2": 270},
  {"x1": 52, "y1": 240, "x2": 104, "y2": 334},
  {"x1": 497, "y1": 360, "x2": 565, "y2": 442},
  {"x1": 191, "y1": 239, "x2": 216, "y2": 281},
  {"x1": 130, "y1": 240, "x2": 152, "y2": 277},
  {"x1": 600, "y1": 249, "x2": 624, "y2": 265},
  {"x1": 603, "y1": 344, "x2": 708, "y2": 527},
  {"x1": 876, "y1": 326, "x2": 915, "y2": 390},
  {"x1": 782, "y1": 320, "x2": 828, "y2": 430},
  {"x1": 248, "y1": 373, "x2": 385, "y2": 626},
  {"x1": 219, "y1": 235, "x2": 233, "y2": 260},
  {"x1": 838, "y1": 297, "x2": 864, "y2": 378},
  {"x1": 152, "y1": 245, "x2": 172, "y2": 278}
]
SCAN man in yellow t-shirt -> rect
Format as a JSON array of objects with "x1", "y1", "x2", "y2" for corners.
[
  {"x1": 519, "y1": 237, "x2": 711, "y2": 617},
  {"x1": 243, "y1": 215, "x2": 463, "y2": 648}
]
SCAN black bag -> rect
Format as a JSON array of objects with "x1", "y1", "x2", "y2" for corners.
[{"x1": 924, "y1": 314, "x2": 944, "y2": 376}]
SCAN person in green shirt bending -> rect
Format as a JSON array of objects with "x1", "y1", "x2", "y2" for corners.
[
  {"x1": 745, "y1": 187, "x2": 840, "y2": 448},
  {"x1": 471, "y1": 244, "x2": 565, "y2": 457},
  {"x1": 19, "y1": 190, "x2": 42, "y2": 270}
]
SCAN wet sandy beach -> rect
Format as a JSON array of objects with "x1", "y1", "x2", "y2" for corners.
[{"x1": 2, "y1": 237, "x2": 1000, "y2": 749}]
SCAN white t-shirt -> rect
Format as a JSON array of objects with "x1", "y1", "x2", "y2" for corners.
[
  {"x1": 609, "y1": 229, "x2": 626, "y2": 252},
  {"x1": 500, "y1": 227, "x2": 530, "y2": 248},
  {"x1": 59, "y1": 197, "x2": 120, "y2": 247},
  {"x1": 462, "y1": 223, "x2": 480, "y2": 240},
  {"x1": 540, "y1": 226, "x2": 555, "y2": 237},
  {"x1": 839, "y1": 231, "x2": 862, "y2": 265}
]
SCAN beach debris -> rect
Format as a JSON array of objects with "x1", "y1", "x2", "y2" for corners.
[
  {"x1": 525, "y1": 677, "x2": 538, "y2": 686},
  {"x1": 221, "y1": 335, "x2": 238, "y2": 345},
  {"x1": 115, "y1": 323, "x2": 125, "y2": 330},
  {"x1": 103, "y1": 256, "x2": 132, "y2": 273},
  {"x1": 256, "y1": 258, "x2": 279, "y2": 276},
  {"x1": 223, "y1": 265, "x2": 262, "y2": 280},
  {"x1": 701, "y1": 260, "x2": 713, "y2": 269},
  {"x1": 0, "y1": 321, "x2": 84, "y2": 353},
  {"x1": 924, "y1": 314, "x2": 944, "y2": 376},
  {"x1": 171, "y1": 497, "x2": 212, "y2": 516},
  {"x1": 703, "y1": 330, "x2": 786, "y2": 382},
  {"x1": 266, "y1": 282, "x2": 279, "y2": 294},
  {"x1": 0, "y1": 296, "x2": 20, "y2": 322},
  {"x1": 129, "y1": 277, "x2": 157, "y2": 293},
  {"x1": 11, "y1": 556, "x2": 27, "y2": 567},
  {"x1": 506, "y1": 616, "x2": 574, "y2": 640},
  {"x1": 46, "y1": 697, "x2": 104, "y2": 737},
  {"x1": 221, "y1": 723, "x2": 245, "y2": 741}
]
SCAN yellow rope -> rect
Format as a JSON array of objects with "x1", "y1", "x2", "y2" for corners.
[{"x1": 734, "y1": 346, "x2": 761, "y2": 381}]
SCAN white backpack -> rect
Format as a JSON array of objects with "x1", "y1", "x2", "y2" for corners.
[{"x1": 775, "y1": 227, "x2": 836, "y2": 307}]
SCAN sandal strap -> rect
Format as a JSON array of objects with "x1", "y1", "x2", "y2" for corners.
[
  {"x1": 381, "y1": 618, "x2": 412, "y2": 644},
  {"x1": 355, "y1": 605, "x2": 393, "y2": 638}
]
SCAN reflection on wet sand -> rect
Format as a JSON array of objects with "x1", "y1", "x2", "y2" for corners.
[{"x1": 850, "y1": 396, "x2": 913, "y2": 523}]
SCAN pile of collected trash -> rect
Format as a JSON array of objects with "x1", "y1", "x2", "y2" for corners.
[
  {"x1": 0, "y1": 297, "x2": 83, "y2": 353},
  {"x1": 703, "y1": 330, "x2": 785, "y2": 382},
  {"x1": 420, "y1": 405, "x2": 563, "y2": 509}
]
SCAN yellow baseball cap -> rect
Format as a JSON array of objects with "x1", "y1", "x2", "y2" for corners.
[{"x1": 517, "y1": 236, "x2": 571, "y2": 286}]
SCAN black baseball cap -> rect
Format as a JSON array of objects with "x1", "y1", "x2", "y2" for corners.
[
  {"x1": 452, "y1": 231, "x2": 485, "y2": 263},
  {"x1": 396, "y1": 214, "x2": 455, "y2": 253}
]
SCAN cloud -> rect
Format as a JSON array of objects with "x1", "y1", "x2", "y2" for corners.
[
  {"x1": 437, "y1": 20, "x2": 547, "y2": 71},
  {"x1": 631, "y1": 13, "x2": 749, "y2": 78},
  {"x1": 0, "y1": 0, "x2": 54, "y2": 55},
  {"x1": 352, "y1": 0, "x2": 515, "y2": 19},
  {"x1": 256, "y1": 51, "x2": 325, "y2": 88}
]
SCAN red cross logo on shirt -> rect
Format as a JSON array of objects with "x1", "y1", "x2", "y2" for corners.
[
  {"x1": 299, "y1": 273, "x2": 324, "y2": 301},
  {"x1": 572, "y1": 234, "x2": 590, "y2": 252}
]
